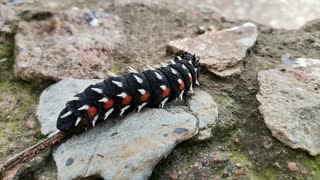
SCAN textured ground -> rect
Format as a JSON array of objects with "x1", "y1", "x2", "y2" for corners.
[{"x1": 0, "y1": 1, "x2": 320, "y2": 179}]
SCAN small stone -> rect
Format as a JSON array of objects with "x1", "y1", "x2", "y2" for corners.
[
  {"x1": 288, "y1": 162, "x2": 298, "y2": 172},
  {"x1": 168, "y1": 23, "x2": 258, "y2": 77},
  {"x1": 195, "y1": 128, "x2": 212, "y2": 141},
  {"x1": 235, "y1": 163, "x2": 242, "y2": 168},
  {"x1": 25, "y1": 118, "x2": 37, "y2": 129},
  {"x1": 188, "y1": 90, "x2": 219, "y2": 130},
  {"x1": 169, "y1": 172, "x2": 179, "y2": 180},
  {"x1": 212, "y1": 151, "x2": 229, "y2": 163}
]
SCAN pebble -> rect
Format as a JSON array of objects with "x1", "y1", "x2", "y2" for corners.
[
  {"x1": 211, "y1": 151, "x2": 229, "y2": 163},
  {"x1": 169, "y1": 172, "x2": 179, "y2": 180},
  {"x1": 287, "y1": 162, "x2": 298, "y2": 172}
]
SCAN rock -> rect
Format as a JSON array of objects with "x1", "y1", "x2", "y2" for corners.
[
  {"x1": 168, "y1": 23, "x2": 258, "y2": 77},
  {"x1": 235, "y1": 163, "x2": 242, "y2": 168},
  {"x1": 288, "y1": 162, "x2": 298, "y2": 172},
  {"x1": 188, "y1": 90, "x2": 219, "y2": 129},
  {"x1": 0, "y1": 4, "x2": 16, "y2": 21},
  {"x1": 116, "y1": 0, "x2": 320, "y2": 29},
  {"x1": 36, "y1": 78, "x2": 219, "y2": 179},
  {"x1": 211, "y1": 151, "x2": 229, "y2": 164},
  {"x1": 169, "y1": 172, "x2": 179, "y2": 180},
  {"x1": 257, "y1": 59, "x2": 320, "y2": 156},
  {"x1": 196, "y1": 129, "x2": 212, "y2": 141},
  {"x1": 54, "y1": 107, "x2": 197, "y2": 180},
  {"x1": 25, "y1": 118, "x2": 37, "y2": 129},
  {"x1": 14, "y1": 8, "x2": 124, "y2": 81}
]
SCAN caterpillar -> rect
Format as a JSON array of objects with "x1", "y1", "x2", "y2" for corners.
[{"x1": 56, "y1": 51, "x2": 200, "y2": 134}]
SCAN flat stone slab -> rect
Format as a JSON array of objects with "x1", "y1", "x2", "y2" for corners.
[
  {"x1": 36, "y1": 79, "x2": 218, "y2": 179},
  {"x1": 257, "y1": 58, "x2": 320, "y2": 156},
  {"x1": 14, "y1": 8, "x2": 123, "y2": 81},
  {"x1": 168, "y1": 23, "x2": 258, "y2": 77}
]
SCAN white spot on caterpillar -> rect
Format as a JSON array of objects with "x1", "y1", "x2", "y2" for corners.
[
  {"x1": 195, "y1": 68, "x2": 198, "y2": 72},
  {"x1": 99, "y1": 97, "x2": 109, "y2": 103},
  {"x1": 190, "y1": 84, "x2": 194, "y2": 93},
  {"x1": 137, "y1": 102, "x2": 148, "y2": 112},
  {"x1": 61, "y1": 111, "x2": 72, "y2": 118},
  {"x1": 178, "y1": 79, "x2": 183, "y2": 84},
  {"x1": 161, "y1": 62, "x2": 168, "y2": 67},
  {"x1": 179, "y1": 90, "x2": 185, "y2": 101},
  {"x1": 160, "y1": 97, "x2": 169, "y2": 108},
  {"x1": 155, "y1": 72, "x2": 163, "y2": 79},
  {"x1": 147, "y1": 65, "x2": 155, "y2": 70},
  {"x1": 171, "y1": 68, "x2": 177, "y2": 74},
  {"x1": 133, "y1": 75, "x2": 143, "y2": 84},
  {"x1": 117, "y1": 92, "x2": 127, "y2": 98},
  {"x1": 170, "y1": 60, "x2": 176, "y2": 64},
  {"x1": 182, "y1": 64, "x2": 187, "y2": 70},
  {"x1": 104, "y1": 108, "x2": 114, "y2": 120},
  {"x1": 107, "y1": 71, "x2": 117, "y2": 77},
  {"x1": 196, "y1": 80, "x2": 200, "y2": 86},
  {"x1": 138, "y1": 89, "x2": 146, "y2": 95},
  {"x1": 92, "y1": 115, "x2": 99, "y2": 127},
  {"x1": 188, "y1": 73, "x2": 192, "y2": 77},
  {"x1": 91, "y1": 88, "x2": 103, "y2": 94},
  {"x1": 70, "y1": 96, "x2": 79, "y2": 101},
  {"x1": 75, "y1": 117, "x2": 81, "y2": 126},
  {"x1": 128, "y1": 66, "x2": 138, "y2": 73},
  {"x1": 112, "y1": 80, "x2": 123, "y2": 87},
  {"x1": 78, "y1": 105, "x2": 89, "y2": 111},
  {"x1": 188, "y1": 60, "x2": 192, "y2": 64},
  {"x1": 160, "y1": 85, "x2": 166, "y2": 90},
  {"x1": 177, "y1": 56, "x2": 182, "y2": 60},
  {"x1": 120, "y1": 105, "x2": 130, "y2": 116}
]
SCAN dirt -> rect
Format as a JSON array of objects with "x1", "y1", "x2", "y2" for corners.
[{"x1": 0, "y1": 2, "x2": 320, "y2": 179}]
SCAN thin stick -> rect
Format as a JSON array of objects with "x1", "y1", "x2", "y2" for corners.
[{"x1": 0, "y1": 131, "x2": 67, "y2": 175}]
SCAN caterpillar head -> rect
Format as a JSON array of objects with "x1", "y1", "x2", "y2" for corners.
[{"x1": 175, "y1": 51, "x2": 201, "y2": 80}]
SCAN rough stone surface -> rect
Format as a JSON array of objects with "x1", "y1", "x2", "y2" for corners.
[
  {"x1": 168, "y1": 23, "x2": 258, "y2": 77},
  {"x1": 54, "y1": 107, "x2": 197, "y2": 180},
  {"x1": 188, "y1": 90, "x2": 218, "y2": 129},
  {"x1": 14, "y1": 8, "x2": 123, "y2": 81},
  {"x1": 36, "y1": 79, "x2": 219, "y2": 179},
  {"x1": 257, "y1": 59, "x2": 320, "y2": 156},
  {"x1": 116, "y1": 0, "x2": 320, "y2": 29}
]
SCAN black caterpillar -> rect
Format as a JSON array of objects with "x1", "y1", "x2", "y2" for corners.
[{"x1": 57, "y1": 51, "x2": 200, "y2": 134}]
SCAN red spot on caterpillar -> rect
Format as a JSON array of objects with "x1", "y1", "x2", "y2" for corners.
[
  {"x1": 179, "y1": 82, "x2": 185, "y2": 90},
  {"x1": 140, "y1": 93, "x2": 150, "y2": 102},
  {"x1": 104, "y1": 99, "x2": 114, "y2": 109},
  {"x1": 162, "y1": 88, "x2": 170, "y2": 97},
  {"x1": 87, "y1": 107, "x2": 97, "y2": 118},
  {"x1": 189, "y1": 77, "x2": 192, "y2": 84},
  {"x1": 122, "y1": 95, "x2": 132, "y2": 105}
]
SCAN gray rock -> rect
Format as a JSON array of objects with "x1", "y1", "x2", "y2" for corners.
[
  {"x1": 257, "y1": 59, "x2": 320, "y2": 156},
  {"x1": 14, "y1": 8, "x2": 123, "y2": 81},
  {"x1": 54, "y1": 107, "x2": 197, "y2": 180},
  {"x1": 168, "y1": 23, "x2": 258, "y2": 77},
  {"x1": 188, "y1": 90, "x2": 219, "y2": 129},
  {"x1": 36, "y1": 78, "x2": 219, "y2": 179},
  {"x1": 196, "y1": 129, "x2": 213, "y2": 141}
]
